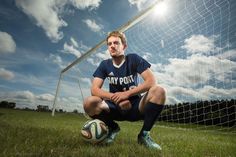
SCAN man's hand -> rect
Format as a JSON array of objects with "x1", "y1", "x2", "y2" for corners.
[
  {"x1": 118, "y1": 100, "x2": 131, "y2": 110},
  {"x1": 111, "y1": 91, "x2": 129, "y2": 104}
]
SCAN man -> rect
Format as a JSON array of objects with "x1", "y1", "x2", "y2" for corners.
[{"x1": 83, "y1": 31, "x2": 166, "y2": 150}]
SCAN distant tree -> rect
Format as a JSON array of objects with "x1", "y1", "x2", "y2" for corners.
[
  {"x1": 73, "y1": 109, "x2": 78, "y2": 114},
  {"x1": 8, "y1": 102, "x2": 16, "y2": 108},
  {"x1": 59, "y1": 109, "x2": 63, "y2": 113},
  {"x1": 37, "y1": 105, "x2": 49, "y2": 112},
  {"x1": 0, "y1": 101, "x2": 15, "y2": 108},
  {"x1": 0, "y1": 101, "x2": 9, "y2": 108}
]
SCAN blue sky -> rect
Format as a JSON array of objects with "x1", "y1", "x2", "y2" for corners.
[{"x1": 0, "y1": 0, "x2": 236, "y2": 112}]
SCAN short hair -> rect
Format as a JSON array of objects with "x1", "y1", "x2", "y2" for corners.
[{"x1": 106, "y1": 31, "x2": 127, "y2": 46}]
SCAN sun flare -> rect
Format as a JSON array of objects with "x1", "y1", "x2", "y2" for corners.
[{"x1": 154, "y1": 2, "x2": 168, "y2": 17}]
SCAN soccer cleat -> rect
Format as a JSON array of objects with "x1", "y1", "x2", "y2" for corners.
[
  {"x1": 138, "y1": 131, "x2": 162, "y2": 150},
  {"x1": 104, "y1": 125, "x2": 120, "y2": 144}
]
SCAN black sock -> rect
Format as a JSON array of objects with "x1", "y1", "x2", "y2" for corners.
[
  {"x1": 91, "y1": 110, "x2": 118, "y2": 130},
  {"x1": 139, "y1": 102, "x2": 164, "y2": 136}
]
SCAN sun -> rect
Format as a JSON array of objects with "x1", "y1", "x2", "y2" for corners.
[{"x1": 154, "y1": 1, "x2": 168, "y2": 17}]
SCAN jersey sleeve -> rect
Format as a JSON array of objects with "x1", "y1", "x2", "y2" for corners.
[
  {"x1": 93, "y1": 60, "x2": 107, "y2": 80},
  {"x1": 132, "y1": 54, "x2": 151, "y2": 74}
]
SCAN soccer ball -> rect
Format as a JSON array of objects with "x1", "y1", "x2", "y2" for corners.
[{"x1": 81, "y1": 119, "x2": 108, "y2": 144}]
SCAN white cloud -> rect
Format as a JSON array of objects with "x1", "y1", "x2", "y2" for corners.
[
  {"x1": 14, "y1": 90, "x2": 35, "y2": 100},
  {"x1": 47, "y1": 53, "x2": 63, "y2": 68},
  {"x1": 181, "y1": 35, "x2": 220, "y2": 54},
  {"x1": 16, "y1": 0, "x2": 67, "y2": 43},
  {"x1": 199, "y1": 86, "x2": 236, "y2": 99},
  {"x1": 70, "y1": 0, "x2": 101, "y2": 10},
  {"x1": 0, "y1": 90, "x2": 56, "y2": 109},
  {"x1": 0, "y1": 31, "x2": 16, "y2": 53},
  {"x1": 61, "y1": 38, "x2": 90, "y2": 58},
  {"x1": 0, "y1": 68, "x2": 15, "y2": 80},
  {"x1": 142, "y1": 52, "x2": 152, "y2": 60},
  {"x1": 95, "y1": 50, "x2": 110, "y2": 60},
  {"x1": 150, "y1": 52, "x2": 236, "y2": 104},
  {"x1": 80, "y1": 77, "x2": 92, "y2": 86},
  {"x1": 83, "y1": 19, "x2": 103, "y2": 33},
  {"x1": 153, "y1": 55, "x2": 236, "y2": 87},
  {"x1": 86, "y1": 50, "x2": 109, "y2": 67},
  {"x1": 63, "y1": 43, "x2": 82, "y2": 58},
  {"x1": 15, "y1": 0, "x2": 102, "y2": 42},
  {"x1": 87, "y1": 58, "x2": 99, "y2": 67},
  {"x1": 128, "y1": 0, "x2": 148, "y2": 11},
  {"x1": 166, "y1": 95, "x2": 181, "y2": 105},
  {"x1": 164, "y1": 84, "x2": 236, "y2": 105},
  {"x1": 216, "y1": 49, "x2": 236, "y2": 61},
  {"x1": 36, "y1": 93, "x2": 54, "y2": 101}
]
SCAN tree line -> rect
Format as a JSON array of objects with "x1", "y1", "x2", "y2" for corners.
[{"x1": 1, "y1": 99, "x2": 235, "y2": 127}]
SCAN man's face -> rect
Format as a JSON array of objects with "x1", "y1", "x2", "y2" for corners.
[{"x1": 107, "y1": 36, "x2": 126, "y2": 58}]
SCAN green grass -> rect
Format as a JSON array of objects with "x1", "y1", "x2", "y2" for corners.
[{"x1": 0, "y1": 108, "x2": 235, "y2": 157}]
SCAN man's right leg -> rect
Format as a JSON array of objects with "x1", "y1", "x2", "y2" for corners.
[{"x1": 83, "y1": 96, "x2": 120, "y2": 144}]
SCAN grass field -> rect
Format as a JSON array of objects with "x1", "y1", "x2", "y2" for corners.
[{"x1": 0, "y1": 108, "x2": 235, "y2": 157}]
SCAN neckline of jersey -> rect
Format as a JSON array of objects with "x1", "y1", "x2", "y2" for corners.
[{"x1": 112, "y1": 57, "x2": 126, "y2": 68}]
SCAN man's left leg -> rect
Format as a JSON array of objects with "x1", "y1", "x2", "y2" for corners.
[{"x1": 138, "y1": 85, "x2": 166, "y2": 150}]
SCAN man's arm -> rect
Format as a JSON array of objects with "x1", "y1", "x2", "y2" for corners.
[
  {"x1": 111, "y1": 68, "x2": 156, "y2": 104},
  {"x1": 91, "y1": 77, "x2": 113, "y2": 100},
  {"x1": 91, "y1": 77, "x2": 131, "y2": 110},
  {"x1": 127, "y1": 68, "x2": 156, "y2": 97}
]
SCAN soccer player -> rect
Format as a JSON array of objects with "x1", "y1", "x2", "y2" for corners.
[{"x1": 83, "y1": 31, "x2": 166, "y2": 150}]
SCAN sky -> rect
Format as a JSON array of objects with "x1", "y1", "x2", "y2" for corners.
[{"x1": 0, "y1": 0, "x2": 236, "y2": 112}]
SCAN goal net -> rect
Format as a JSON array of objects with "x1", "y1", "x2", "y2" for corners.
[{"x1": 52, "y1": 0, "x2": 236, "y2": 132}]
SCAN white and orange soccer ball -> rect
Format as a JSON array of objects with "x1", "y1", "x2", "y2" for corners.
[{"x1": 81, "y1": 119, "x2": 109, "y2": 144}]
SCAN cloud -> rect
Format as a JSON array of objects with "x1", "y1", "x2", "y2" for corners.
[
  {"x1": 15, "y1": 0, "x2": 67, "y2": 43},
  {"x1": 83, "y1": 19, "x2": 103, "y2": 33},
  {"x1": 61, "y1": 38, "x2": 91, "y2": 59},
  {"x1": 87, "y1": 58, "x2": 99, "y2": 67},
  {"x1": 216, "y1": 49, "x2": 236, "y2": 61},
  {"x1": 181, "y1": 35, "x2": 220, "y2": 54},
  {"x1": 128, "y1": 0, "x2": 148, "y2": 11},
  {"x1": 62, "y1": 38, "x2": 82, "y2": 58},
  {"x1": 47, "y1": 53, "x2": 63, "y2": 67},
  {"x1": 151, "y1": 51, "x2": 236, "y2": 104},
  {"x1": 0, "y1": 90, "x2": 56, "y2": 109},
  {"x1": 0, "y1": 31, "x2": 16, "y2": 53},
  {"x1": 15, "y1": 0, "x2": 102, "y2": 42},
  {"x1": 153, "y1": 55, "x2": 236, "y2": 88},
  {"x1": 14, "y1": 90, "x2": 35, "y2": 100},
  {"x1": 164, "y1": 84, "x2": 236, "y2": 105},
  {"x1": 80, "y1": 77, "x2": 92, "y2": 86},
  {"x1": 0, "y1": 68, "x2": 15, "y2": 80},
  {"x1": 70, "y1": 0, "x2": 101, "y2": 10},
  {"x1": 36, "y1": 93, "x2": 54, "y2": 101},
  {"x1": 95, "y1": 50, "x2": 110, "y2": 60},
  {"x1": 142, "y1": 52, "x2": 152, "y2": 60},
  {"x1": 199, "y1": 86, "x2": 236, "y2": 99},
  {"x1": 86, "y1": 50, "x2": 109, "y2": 66}
]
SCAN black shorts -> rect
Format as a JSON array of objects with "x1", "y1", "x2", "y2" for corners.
[{"x1": 104, "y1": 96, "x2": 144, "y2": 122}]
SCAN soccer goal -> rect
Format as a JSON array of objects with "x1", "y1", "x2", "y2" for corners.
[{"x1": 52, "y1": 0, "x2": 236, "y2": 132}]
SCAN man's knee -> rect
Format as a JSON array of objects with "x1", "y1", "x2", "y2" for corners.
[
  {"x1": 149, "y1": 85, "x2": 166, "y2": 104},
  {"x1": 83, "y1": 96, "x2": 102, "y2": 116}
]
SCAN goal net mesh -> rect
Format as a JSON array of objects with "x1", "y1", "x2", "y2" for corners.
[{"x1": 53, "y1": 0, "x2": 236, "y2": 132}]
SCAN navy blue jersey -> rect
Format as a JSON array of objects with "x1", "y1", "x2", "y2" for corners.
[{"x1": 93, "y1": 53, "x2": 151, "y2": 99}]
